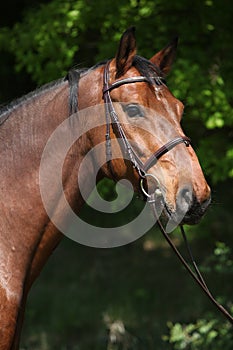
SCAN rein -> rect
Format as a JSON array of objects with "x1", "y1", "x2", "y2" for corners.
[
  {"x1": 102, "y1": 60, "x2": 233, "y2": 325},
  {"x1": 150, "y1": 195, "x2": 233, "y2": 324}
]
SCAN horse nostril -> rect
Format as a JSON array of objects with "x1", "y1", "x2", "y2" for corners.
[
  {"x1": 176, "y1": 189, "x2": 211, "y2": 225},
  {"x1": 177, "y1": 187, "x2": 193, "y2": 212},
  {"x1": 166, "y1": 187, "x2": 210, "y2": 230}
]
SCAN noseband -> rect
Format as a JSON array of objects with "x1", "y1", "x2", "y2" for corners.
[
  {"x1": 102, "y1": 60, "x2": 190, "y2": 181},
  {"x1": 101, "y1": 60, "x2": 233, "y2": 325}
]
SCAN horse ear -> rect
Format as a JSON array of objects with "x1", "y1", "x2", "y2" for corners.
[
  {"x1": 115, "y1": 27, "x2": 137, "y2": 79},
  {"x1": 150, "y1": 37, "x2": 178, "y2": 75}
]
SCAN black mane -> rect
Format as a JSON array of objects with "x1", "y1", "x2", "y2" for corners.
[
  {"x1": 0, "y1": 56, "x2": 164, "y2": 125},
  {"x1": 133, "y1": 55, "x2": 165, "y2": 85},
  {"x1": 0, "y1": 78, "x2": 66, "y2": 124},
  {"x1": 66, "y1": 56, "x2": 165, "y2": 117},
  {"x1": 66, "y1": 61, "x2": 107, "y2": 115}
]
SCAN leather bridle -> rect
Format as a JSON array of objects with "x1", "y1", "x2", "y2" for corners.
[
  {"x1": 103, "y1": 60, "x2": 190, "y2": 179},
  {"x1": 102, "y1": 60, "x2": 233, "y2": 325}
]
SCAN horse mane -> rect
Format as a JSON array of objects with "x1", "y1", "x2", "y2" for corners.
[
  {"x1": 0, "y1": 56, "x2": 164, "y2": 125},
  {"x1": 66, "y1": 57, "x2": 164, "y2": 117},
  {"x1": 66, "y1": 61, "x2": 107, "y2": 115},
  {"x1": 0, "y1": 78, "x2": 67, "y2": 125},
  {"x1": 133, "y1": 56, "x2": 166, "y2": 85}
]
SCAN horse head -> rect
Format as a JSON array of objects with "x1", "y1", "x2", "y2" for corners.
[{"x1": 85, "y1": 27, "x2": 211, "y2": 228}]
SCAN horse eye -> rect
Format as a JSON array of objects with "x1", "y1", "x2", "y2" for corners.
[{"x1": 124, "y1": 104, "x2": 144, "y2": 118}]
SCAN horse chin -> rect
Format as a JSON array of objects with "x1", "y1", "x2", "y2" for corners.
[
  {"x1": 159, "y1": 209, "x2": 200, "y2": 233},
  {"x1": 162, "y1": 196, "x2": 211, "y2": 230},
  {"x1": 180, "y1": 214, "x2": 203, "y2": 225}
]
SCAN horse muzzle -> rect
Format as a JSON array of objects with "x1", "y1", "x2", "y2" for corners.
[
  {"x1": 180, "y1": 195, "x2": 212, "y2": 225},
  {"x1": 165, "y1": 187, "x2": 212, "y2": 227}
]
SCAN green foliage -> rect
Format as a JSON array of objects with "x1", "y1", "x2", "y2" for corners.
[
  {"x1": 203, "y1": 241, "x2": 233, "y2": 273},
  {"x1": 1, "y1": 1, "x2": 85, "y2": 84},
  {"x1": 164, "y1": 242, "x2": 233, "y2": 349},
  {"x1": 166, "y1": 317, "x2": 233, "y2": 350}
]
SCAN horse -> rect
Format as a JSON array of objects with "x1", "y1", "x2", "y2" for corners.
[{"x1": 0, "y1": 27, "x2": 211, "y2": 349}]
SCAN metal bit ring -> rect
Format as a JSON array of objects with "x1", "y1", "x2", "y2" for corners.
[{"x1": 140, "y1": 173, "x2": 162, "y2": 198}]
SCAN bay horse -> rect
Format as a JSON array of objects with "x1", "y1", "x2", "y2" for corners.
[{"x1": 0, "y1": 27, "x2": 211, "y2": 349}]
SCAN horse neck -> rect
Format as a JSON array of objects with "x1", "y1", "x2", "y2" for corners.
[{"x1": 0, "y1": 77, "x2": 99, "y2": 289}]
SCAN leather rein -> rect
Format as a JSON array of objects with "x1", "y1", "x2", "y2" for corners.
[{"x1": 102, "y1": 60, "x2": 233, "y2": 325}]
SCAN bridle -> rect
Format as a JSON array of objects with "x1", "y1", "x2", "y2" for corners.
[
  {"x1": 102, "y1": 60, "x2": 233, "y2": 325},
  {"x1": 103, "y1": 60, "x2": 190, "y2": 178}
]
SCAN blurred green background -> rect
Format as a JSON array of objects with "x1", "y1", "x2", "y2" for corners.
[{"x1": 0, "y1": 0, "x2": 233, "y2": 349}]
